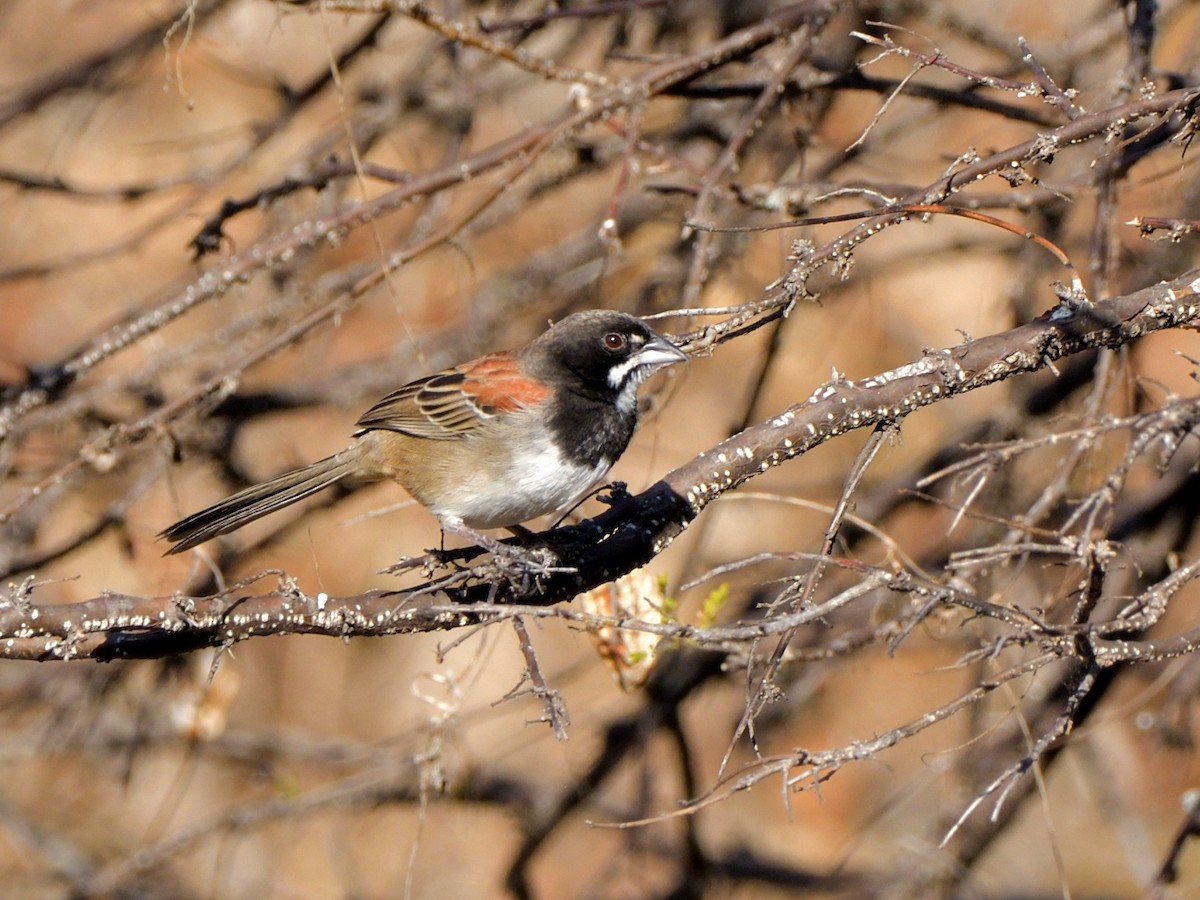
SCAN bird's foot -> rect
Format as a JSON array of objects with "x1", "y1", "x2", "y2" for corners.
[
  {"x1": 383, "y1": 521, "x2": 572, "y2": 587},
  {"x1": 444, "y1": 521, "x2": 573, "y2": 590}
]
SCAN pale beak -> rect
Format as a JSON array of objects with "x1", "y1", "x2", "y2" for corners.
[
  {"x1": 608, "y1": 332, "x2": 688, "y2": 391},
  {"x1": 636, "y1": 334, "x2": 688, "y2": 369}
]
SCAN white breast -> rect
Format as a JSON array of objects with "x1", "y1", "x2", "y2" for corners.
[{"x1": 427, "y1": 431, "x2": 611, "y2": 531}]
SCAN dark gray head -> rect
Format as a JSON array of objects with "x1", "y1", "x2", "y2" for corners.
[
  {"x1": 524, "y1": 310, "x2": 687, "y2": 406},
  {"x1": 523, "y1": 310, "x2": 687, "y2": 469}
]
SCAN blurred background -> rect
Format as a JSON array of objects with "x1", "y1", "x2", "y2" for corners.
[{"x1": 2, "y1": 0, "x2": 1200, "y2": 896}]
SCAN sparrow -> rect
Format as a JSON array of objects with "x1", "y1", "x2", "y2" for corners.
[{"x1": 161, "y1": 310, "x2": 687, "y2": 555}]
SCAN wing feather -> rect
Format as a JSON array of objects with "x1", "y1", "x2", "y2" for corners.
[{"x1": 353, "y1": 353, "x2": 549, "y2": 439}]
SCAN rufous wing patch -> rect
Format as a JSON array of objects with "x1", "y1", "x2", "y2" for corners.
[
  {"x1": 354, "y1": 352, "x2": 549, "y2": 439},
  {"x1": 458, "y1": 354, "x2": 551, "y2": 413}
]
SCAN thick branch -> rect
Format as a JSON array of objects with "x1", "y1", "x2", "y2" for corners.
[
  {"x1": 475, "y1": 268, "x2": 1200, "y2": 604},
  {"x1": 3, "y1": 269, "x2": 1199, "y2": 660}
]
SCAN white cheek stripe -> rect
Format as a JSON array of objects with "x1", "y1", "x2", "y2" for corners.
[
  {"x1": 607, "y1": 345, "x2": 683, "y2": 390},
  {"x1": 607, "y1": 355, "x2": 644, "y2": 390}
]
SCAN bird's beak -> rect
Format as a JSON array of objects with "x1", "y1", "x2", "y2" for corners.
[
  {"x1": 608, "y1": 331, "x2": 688, "y2": 391},
  {"x1": 637, "y1": 334, "x2": 688, "y2": 369}
]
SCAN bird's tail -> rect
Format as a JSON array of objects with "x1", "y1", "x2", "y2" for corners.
[{"x1": 161, "y1": 446, "x2": 364, "y2": 554}]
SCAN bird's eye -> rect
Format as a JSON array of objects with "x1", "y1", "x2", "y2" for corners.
[{"x1": 603, "y1": 332, "x2": 627, "y2": 351}]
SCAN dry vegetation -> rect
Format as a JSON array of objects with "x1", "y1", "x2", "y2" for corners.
[{"x1": 2, "y1": 0, "x2": 1200, "y2": 897}]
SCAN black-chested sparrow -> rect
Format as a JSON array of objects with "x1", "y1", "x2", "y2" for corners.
[{"x1": 161, "y1": 309, "x2": 687, "y2": 555}]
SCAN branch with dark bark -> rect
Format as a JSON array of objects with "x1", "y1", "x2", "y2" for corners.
[{"x1": 4, "y1": 268, "x2": 1198, "y2": 662}]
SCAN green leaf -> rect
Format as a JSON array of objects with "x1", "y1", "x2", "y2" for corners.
[{"x1": 698, "y1": 583, "x2": 730, "y2": 628}]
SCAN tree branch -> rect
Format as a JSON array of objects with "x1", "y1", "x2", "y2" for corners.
[{"x1": 4, "y1": 269, "x2": 1198, "y2": 661}]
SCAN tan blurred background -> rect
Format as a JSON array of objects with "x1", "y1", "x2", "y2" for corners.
[{"x1": 2, "y1": 0, "x2": 1200, "y2": 897}]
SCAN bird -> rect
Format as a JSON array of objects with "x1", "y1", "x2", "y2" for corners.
[{"x1": 161, "y1": 309, "x2": 687, "y2": 555}]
